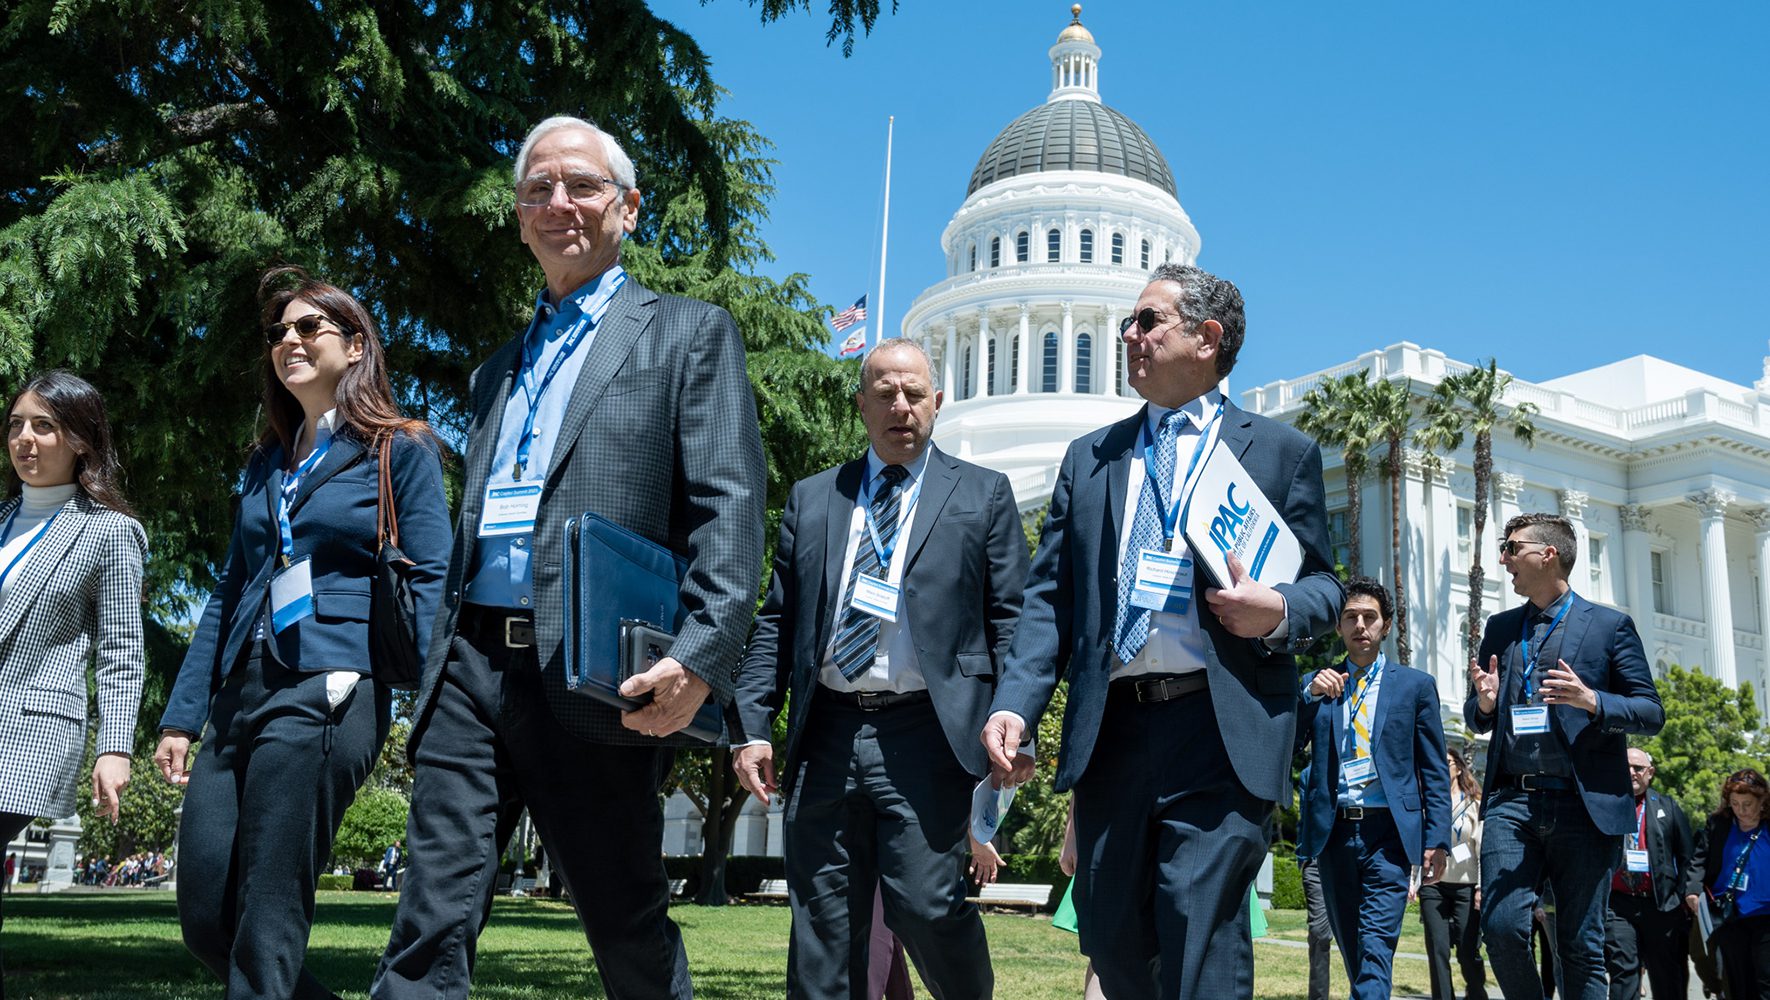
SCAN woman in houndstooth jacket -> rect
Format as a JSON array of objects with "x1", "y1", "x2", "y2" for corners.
[{"x1": 0, "y1": 370, "x2": 148, "y2": 990}]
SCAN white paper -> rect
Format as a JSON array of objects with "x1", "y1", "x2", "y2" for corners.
[
  {"x1": 970, "y1": 778, "x2": 1016, "y2": 846},
  {"x1": 1180, "y1": 440, "x2": 1303, "y2": 589},
  {"x1": 1452, "y1": 843, "x2": 1473, "y2": 864}
]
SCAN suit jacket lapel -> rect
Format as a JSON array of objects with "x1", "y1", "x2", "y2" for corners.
[
  {"x1": 1100, "y1": 406, "x2": 1146, "y2": 554},
  {"x1": 820, "y1": 460, "x2": 866, "y2": 650},
  {"x1": 0, "y1": 495, "x2": 91, "y2": 645},
  {"x1": 461, "y1": 339, "x2": 522, "y2": 525},
  {"x1": 1216, "y1": 400, "x2": 1257, "y2": 463},
  {"x1": 288, "y1": 436, "x2": 365, "y2": 516},
  {"x1": 901, "y1": 448, "x2": 959, "y2": 573},
  {"x1": 1553, "y1": 595, "x2": 1595, "y2": 736},
  {"x1": 545, "y1": 280, "x2": 656, "y2": 484}
]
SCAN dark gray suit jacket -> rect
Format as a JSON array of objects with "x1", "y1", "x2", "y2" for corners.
[
  {"x1": 991, "y1": 400, "x2": 1342, "y2": 802},
  {"x1": 733, "y1": 446, "x2": 1027, "y2": 787},
  {"x1": 411, "y1": 274, "x2": 766, "y2": 750}
]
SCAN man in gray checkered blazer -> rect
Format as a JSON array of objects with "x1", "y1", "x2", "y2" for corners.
[{"x1": 372, "y1": 115, "x2": 765, "y2": 1000}]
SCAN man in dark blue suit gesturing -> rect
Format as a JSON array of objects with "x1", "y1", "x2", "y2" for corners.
[
  {"x1": 981, "y1": 264, "x2": 1344, "y2": 1000},
  {"x1": 1297, "y1": 576, "x2": 1451, "y2": 1000}
]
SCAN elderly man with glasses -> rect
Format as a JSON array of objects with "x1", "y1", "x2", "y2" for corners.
[{"x1": 1465, "y1": 512, "x2": 1663, "y2": 1000}]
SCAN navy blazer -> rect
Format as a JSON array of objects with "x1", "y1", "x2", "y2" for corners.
[
  {"x1": 991, "y1": 400, "x2": 1343, "y2": 802},
  {"x1": 1463, "y1": 593, "x2": 1663, "y2": 836},
  {"x1": 162, "y1": 429, "x2": 451, "y2": 735},
  {"x1": 1296, "y1": 658, "x2": 1451, "y2": 865},
  {"x1": 733, "y1": 446, "x2": 1027, "y2": 786}
]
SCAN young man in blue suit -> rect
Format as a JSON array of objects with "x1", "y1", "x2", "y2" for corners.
[
  {"x1": 1466, "y1": 512, "x2": 1663, "y2": 1000},
  {"x1": 982, "y1": 264, "x2": 1344, "y2": 1000},
  {"x1": 1298, "y1": 576, "x2": 1451, "y2": 1000}
]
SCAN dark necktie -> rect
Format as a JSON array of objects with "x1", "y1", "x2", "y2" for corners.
[{"x1": 831, "y1": 464, "x2": 910, "y2": 680}]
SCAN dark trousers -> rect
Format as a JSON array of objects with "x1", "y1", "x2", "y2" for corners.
[
  {"x1": 1419, "y1": 881, "x2": 1487, "y2": 1000},
  {"x1": 1716, "y1": 913, "x2": 1770, "y2": 1000},
  {"x1": 1480, "y1": 788, "x2": 1617, "y2": 1000},
  {"x1": 1071, "y1": 686, "x2": 1271, "y2": 1000},
  {"x1": 1319, "y1": 808, "x2": 1411, "y2": 1000},
  {"x1": 0, "y1": 811, "x2": 32, "y2": 1000},
  {"x1": 176, "y1": 643, "x2": 387, "y2": 1000},
  {"x1": 784, "y1": 696, "x2": 989, "y2": 1000},
  {"x1": 1603, "y1": 892, "x2": 1688, "y2": 1000},
  {"x1": 372, "y1": 622, "x2": 689, "y2": 1000},
  {"x1": 1301, "y1": 858, "x2": 1333, "y2": 1000}
]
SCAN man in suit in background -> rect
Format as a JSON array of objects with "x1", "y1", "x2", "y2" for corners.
[
  {"x1": 732, "y1": 337, "x2": 1028, "y2": 1000},
  {"x1": 981, "y1": 263, "x2": 1343, "y2": 1000},
  {"x1": 1603, "y1": 747, "x2": 1693, "y2": 1000},
  {"x1": 374, "y1": 115, "x2": 765, "y2": 999},
  {"x1": 1466, "y1": 512, "x2": 1663, "y2": 1000},
  {"x1": 1298, "y1": 576, "x2": 1451, "y2": 1000}
]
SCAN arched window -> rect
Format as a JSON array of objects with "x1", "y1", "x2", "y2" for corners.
[
  {"x1": 990, "y1": 236, "x2": 1001, "y2": 269},
  {"x1": 1140, "y1": 238, "x2": 1151, "y2": 270},
  {"x1": 1009, "y1": 337, "x2": 1020, "y2": 391},
  {"x1": 961, "y1": 346, "x2": 973, "y2": 399},
  {"x1": 1075, "y1": 332, "x2": 1092, "y2": 393},
  {"x1": 1016, "y1": 231, "x2": 1030, "y2": 263},
  {"x1": 968, "y1": 243, "x2": 977, "y2": 272},
  {"x1": 986, "y1": 336, "x2": 997, "y2": 393},
  {"x1": 1041, "y1": 331, "x2": 1059, "y2": 392},
  {"x1": 1047, "y1": 228, "x2": 1061, "y2": 263},
  {"x1": 1163, "y1": 247, "x2": 1172, "y2": 264},
  {"x1": 1111, "y1": 232, "x2": 1125, "y2": 265},
  {"x1": 1079, "y1": 229, "x2": 1094, "y2": 264}
]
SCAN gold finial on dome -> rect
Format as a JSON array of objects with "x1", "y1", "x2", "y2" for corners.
[
  {"x1": 1057, "y1": 4, "x2": 1094, "y2": 44},
  {"x1": 1071, "y1": 3, "x2": 1082, "y2": 19}
]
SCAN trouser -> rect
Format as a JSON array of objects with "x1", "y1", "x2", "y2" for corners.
[
  {"x1": 1301, "y1": 858, "x2": 1334, "y2": 1000},
  {"x1": 1319, "y1": 808, "x2": 1411, "y2": 1000},
  {"x1": 1480, "y1": 787, "x2": 1618, "y2": 1000},
  {"x1": 1419, "y1": 881, "x2": 1487, "y2": 1000},
  {"x1": 1604, "y1": 892, "x2": 1689, "y2": 1000},
  {"x1": 1071, "y1": 684, "x2": 1271, "y2": 1000},
  {"x1": 1716, "y1": 913, "x2": 1770, "y2": 1000},
  {"x1": 0, "y1": 811, "x2": 33, "y2": 1000},
  {"x1": 371, "y1": 619, "x2": 689, "y2": 1000},
  {"x1": 784, "y1": 695, "x2": 990, "y2": 1000},
  {"x1": 176, "y1": 642, "x2": 388, "y2": 1000}
]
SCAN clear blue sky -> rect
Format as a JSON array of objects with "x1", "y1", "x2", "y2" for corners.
[{"x1": 647, "y1": 0, "x2": 1768, "y2": 396}]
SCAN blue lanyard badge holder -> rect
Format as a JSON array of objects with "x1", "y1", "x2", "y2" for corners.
[
  {"x1": 1510, "y1": 597, "x2": 1572, "y2": 737},
  {"x1": 268, "y1": 438, "x2": 334, "y2": 633},
  {"x1": 1128, "y1": 404, "x2": 1224, "y2": 615}
]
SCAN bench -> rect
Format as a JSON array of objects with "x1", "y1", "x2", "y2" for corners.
[
  {"x1": 748, "y1": 879, "x2": 789, "y2": 901},
  {"x1": 508, "y1": 876, "x2": 536, "y2": 896},
  {"x1": 968, "y1": 883, "x2": 1053, "y2": 909},
  {"x1": 668, "y1": 879, "x2": 687, "y2": 897}
]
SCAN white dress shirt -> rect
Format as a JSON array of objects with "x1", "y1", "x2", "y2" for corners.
[{"x1": 818, "y1": 447, "x2": 933, "y2": 694}]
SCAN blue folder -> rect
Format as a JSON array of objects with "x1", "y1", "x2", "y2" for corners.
[{"x1": 561, "y1": 512, "x2": 724, "y2": 744}]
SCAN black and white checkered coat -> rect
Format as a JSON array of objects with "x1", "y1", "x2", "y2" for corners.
[{"x1": 0, "y1": 491, "x2": 147, "y2": 818}]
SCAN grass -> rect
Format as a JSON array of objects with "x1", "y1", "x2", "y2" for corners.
[{"x1": 1, "y1": 892, "x2": 1488, "y2": 999}]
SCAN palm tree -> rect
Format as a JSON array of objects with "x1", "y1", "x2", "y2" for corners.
[
  {"x1": 1296, "y1": 372, "x2": 1376, "y2": 576},
  {"x1": 1417, "y1": 360, "x2": 1538, "y2": 657}
]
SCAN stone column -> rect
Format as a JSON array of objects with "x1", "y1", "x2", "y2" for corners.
[
  {"x1": 1015, "y1": 305, "x2": 1032, "y2": 395},
  {"x1": 1494, "y1": 473, "x2": 1525, "y2": 612},
  {"x1": 1750, "y1": 508, "x2": 1770, "y2": 696},
  {"x1": 1102, "y1": 307, "x2": 1120, "y2": 395},
  {"x1": 1425, "y1": 452, "x2": 1461, "y2": 696},
  {"x1": 973, "y1": 310, "x2": 991, "y2": 400},
  {"x1": 1558, "y1": 489, "x2": 1591, "y2": 595},
  {"x1": 1618, "y1": 504, "x2": 1656, "y2": 627},
  {"x1": 1691, "y1": 488, "x2": 1737, "y2": 686},
  {"x1": 1059, "y1": 301, "x2": 1076, "y2": 393},
  {"x1": 942, "y1": 320, "x2": 957, "y2": 397}
]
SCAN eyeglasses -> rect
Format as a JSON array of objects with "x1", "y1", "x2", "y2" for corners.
[
  {"x1": 515, "y1": 173, "x2": 624, "y2": 207},
  {"x1": 1499, "y1": 538, "x2": 1548, "y2": 557},
  {"x1": 1118, "y1": 307, "x2": 1180, "y2": 337},
  {"x1": 264, "y1": 315, "x2": 349, "y2": 345},
  {"x1": 1628, "y1": 764, "x2": 1651, "y2": 773}
]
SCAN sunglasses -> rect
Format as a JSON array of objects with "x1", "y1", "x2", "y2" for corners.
[
  {"x1": 265, "y1": 314, "x2": 349, "y2": 345},
  {"x1": 1498, "y1": 538, "x2": 1548, "y2": 557},
  {"x1": 1628, "y1": 764, "x2": 1651, "y2": 773},
  {"x1": 1118, "y1": 307, "x2": 1180, "y2": 337}
]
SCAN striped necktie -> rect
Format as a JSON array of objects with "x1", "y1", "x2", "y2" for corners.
[
  {"x1": 831, "y1": 464, "x2": 910, "y2": 680},
  {"x1": 1112, "y1": 409, "x2": 1185, "y2": 665},
  {"x1": 1348, "y1": 665, "x2": 1376, "y2": 763}
]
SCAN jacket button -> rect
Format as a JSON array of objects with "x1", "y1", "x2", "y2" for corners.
[{"x1": 449, "y1": 590, "x2": 460, "y2": 608}]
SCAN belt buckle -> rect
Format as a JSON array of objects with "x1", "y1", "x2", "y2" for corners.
[
  {"x1": 1519, "y1": 774, "x2": 1540, "y2": 792},
  {"x1": 1344, "y1": 806, "x2": 1366, "y2": 821},
  {"x1": 854, "y1": 691, "x2": 885, "y2": 711},
  {"x1": 1135, "y1": 679, "x2": 1163, "y2": 703},
  {"x1": 503, "y1": 617, "x2": 531, "y2": 649}
]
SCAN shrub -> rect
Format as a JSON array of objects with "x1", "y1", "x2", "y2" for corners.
[
  {"x1": 1269, "y1": 852, "x2": 1304, "y2": 910},
  {"x1": 317, "y1": 874, "x2": 352, "y2": 892}
]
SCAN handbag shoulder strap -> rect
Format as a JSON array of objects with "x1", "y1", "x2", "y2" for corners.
[{"x1": 377, "y1": 434, "x2": 401, "y2": 549}]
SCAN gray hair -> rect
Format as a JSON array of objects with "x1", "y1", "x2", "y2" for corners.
[
  {"x1": 860, "y1": 337, "x2": 934, "y2": 385},
  {"x1": 514, "y1": 116, "x2": 638, "y2": 191},
  {"x1": 1148, "y1": 263, "x2": 1246, "y2": 377}
]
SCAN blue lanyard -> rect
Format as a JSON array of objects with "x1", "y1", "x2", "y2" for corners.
[
  {"x1": 860, "y1": 466, "x2": 923, "y2": 568},
  {"x1": 510, "y1": 270, "x2": 628, "y2": 482},
  {"x1": 0, "y1": 504, "x2": 60, "y2": 585},
  {"x1": 1141, "y1": 401, "x2": 1225, "y2": 547},
  {"x1": 1343, "y1": 654, "x2": 1385, "y2": 751},
  {"x1": 277, "y1": 435, "x2": 335, "y2": 566},
  {"x1": 1520, "y1": 594, "x2": 1573, "y2": 699}
]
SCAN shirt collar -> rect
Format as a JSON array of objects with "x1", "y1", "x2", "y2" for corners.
[
  {"x1": 1144, "y1": 386, "x2": 1225, "y2": 435},
  {"x1": 530, "y1": 264, "x2": 627, "y2": 341},
  {"x1": 863, "y1": 445, "x2": 933, "y2": 491},
  {"x1": 311, "y1": 408, "x2": 338, "y2": 446},
  {"x1": 1529, "y1": 589, "x2": 1575, "y2": 620}
]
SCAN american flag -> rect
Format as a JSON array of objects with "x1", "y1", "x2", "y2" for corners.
[{"x1": 831, "y1": 295, "x2": 867, "y2": 332}]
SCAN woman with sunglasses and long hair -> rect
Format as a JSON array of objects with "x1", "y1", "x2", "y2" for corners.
[
  {"x1": 1687, "y1": 767, "x2": 1770, "y2": 999},
  {"x1": 154, "y1": 268, "x2": 450, "y2": 999},
  {"x1": 1417, "y1": 746, "x2": 1487, "y2": 1000},
  {"x1": 0, "y1": 371, "x2": 146, "y2": 991}
]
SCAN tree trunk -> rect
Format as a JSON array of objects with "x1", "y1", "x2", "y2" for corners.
[
  {"x1": 1389, "y1": 435, "x2": 1410, "y2": 664},
  {"x1": 1465, "y1": 429, "x2": 1493, "y2": 658},
  {"x1": 1346, "y1": 453, "x2": 1364, "y2": 577},
  {"x1": 695, "y1": 749, "x2": 732, "y2": 906}
]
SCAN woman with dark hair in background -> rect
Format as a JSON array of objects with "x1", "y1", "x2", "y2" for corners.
[
  {"x1": 1687, "y1": 767, "x2": 1770, "y2": 1000},
  {"x1": 0, "y1": 370, "x2": 147, "y2": 996},
  {"x1": 154, "y1": 268, "x2": 450, "y2": 999},
  {"x1": 1419, "y1": 746, "x2": 1487, "y2": 1000}
]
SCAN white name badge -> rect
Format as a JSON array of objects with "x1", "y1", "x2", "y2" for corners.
[
  {"x1": 1343, "y1": 756, "x2": 1376, "y2": 785},
  {"x1": 1733, "y1": 872, "x2": 1751, "y2": 892},
  {"x1": 1130, "y1": 549, "x2": 1192, "y2": 613},
  {"x1": 479, "y1": 482, "x2": 544, "y2": 537},
  {"x1": 849, "y1": 574, "x2": 900, "y2": 623},
  {"x1": 1452, "y1": 843, "x2": 1473, "y2": 864},
  {"x1": 1511, "y1": 704, "x2": 1551, "y2": 735},
  {"x1": 269, "y1": 557, "x2": 315, "y2": 634},
  {"x1": 1625, "y1": 849, "x2": 1651, "y2": 873}
]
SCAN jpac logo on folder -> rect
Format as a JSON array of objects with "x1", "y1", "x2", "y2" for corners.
[{"x1": 1181, "y1": 441, "x2": 1303, "y2": 589}]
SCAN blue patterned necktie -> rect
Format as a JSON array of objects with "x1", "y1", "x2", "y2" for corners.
[
  {"x1": 1113, "y1": 410, "x2": 1186, "y2": 665},
  {"x1": 831, "y1": 464, "x2": 910, "y2": 680}
]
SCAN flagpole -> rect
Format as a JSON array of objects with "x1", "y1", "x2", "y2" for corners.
[{"x1": 874, "y1": 115, "x2": 894, "y2": 351}]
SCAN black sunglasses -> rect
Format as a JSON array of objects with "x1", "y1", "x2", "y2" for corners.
[
  {"x1": 1498, "y1": 538, "x2": 1548, "y2": 557},
  {"x1": 265, "y1": 314, "x2": 349, "y2": 345},
  {"x1": 1118, "y1": 307, "x2": 1177, "y2": 337}
]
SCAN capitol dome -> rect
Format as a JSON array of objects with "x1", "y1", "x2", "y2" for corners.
[{"x1": 966, "y1": 100, "x2": 1177, "y2": 197}]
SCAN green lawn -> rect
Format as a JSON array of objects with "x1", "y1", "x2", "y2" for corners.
[{"x1": 2, "y1": 892, "x2": 1484, "y2": 999}]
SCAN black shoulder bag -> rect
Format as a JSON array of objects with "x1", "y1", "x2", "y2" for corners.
[{"x1": 370, "y1": 435, "x2": 423, "y2": 690}]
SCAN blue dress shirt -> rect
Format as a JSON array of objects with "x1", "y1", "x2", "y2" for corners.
[{"x1": 1336, "y1": 654, "x2": 1388, "y2": 809}]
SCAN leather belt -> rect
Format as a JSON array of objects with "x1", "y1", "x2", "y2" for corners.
[
  {"x1": 1511, "y1": 773, "x2": 1573, "y2": 792},
  {"x1": 818, "y1": 688, "x2": 931, "y2": 711},
  {"x1": 460, "y1": 605, "x2": 535, "y2": 649},
  {"x1": 1111, "y1": 673, "x2": 1208, "y2": 703},
  {"x1": 1339, "y1": 805, "x2": 1389, "y2": 821}
]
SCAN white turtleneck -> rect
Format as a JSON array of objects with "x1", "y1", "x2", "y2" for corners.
[{"x1": 0, "y1": 481, "x2": 79, "y2": 597}]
